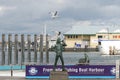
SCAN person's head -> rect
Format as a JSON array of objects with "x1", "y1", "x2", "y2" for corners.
[{"x1": 58, "y1": 32, "x2": 61, "y2": 36}]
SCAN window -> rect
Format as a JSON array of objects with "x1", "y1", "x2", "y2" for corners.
[
  {"x1": 98, "y1": 35, "x2": 102, "y2": 38},
  {"x1": 76, "y1": 35, "x2": 78, "y2": 38},
  {"x1": 73, "y1": 35, "x2": 75, "y2": 38},
  {"x1": 68, "y1": 35, "x2": 72, "y2": 38},
  {"x1": 67, "y1": 35, "x2": 78, "y2": 39},
  {"x1": 67, "y1": 35, "x2": 70, "y2": 38},
  {"x1": 113, "y1": 35, "x2": 117, "y2": 38}
]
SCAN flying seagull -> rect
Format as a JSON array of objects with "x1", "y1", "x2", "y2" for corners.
[{"x1": 49, "y1": 11, "x2": 58, "y2": 19}]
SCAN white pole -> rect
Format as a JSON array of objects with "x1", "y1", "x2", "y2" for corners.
[
  {"x1": 42, "y1": 24, "x2": 47, "y2": 46},
  {"x1": 44, "y1": 24, "x2": 46, "y2": 36},
  {"x1": 116, "y1": 60, "x2": 119, "y2": 79}
]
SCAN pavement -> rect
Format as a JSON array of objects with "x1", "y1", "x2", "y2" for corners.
[
  {"x1": 0, "y1": 70, "x2": 25, "y2": 80},
  {"x1": 0, "y1": 70, "x2": 119, "y2": 80}
]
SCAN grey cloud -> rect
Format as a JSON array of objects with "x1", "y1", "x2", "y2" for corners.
[
  {"x1": 0, "y1": 0, "x2": 120, "y2": 35},
  {"x1": 61, "y1": 0, "x2": 120, "y2": 20}
]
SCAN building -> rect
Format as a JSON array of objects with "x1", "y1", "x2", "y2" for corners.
[{"x1": 64, "y1": 25, "x2": 120, "y2": 48}]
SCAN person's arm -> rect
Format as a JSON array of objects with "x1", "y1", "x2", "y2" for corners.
[{"x1": 62, "y1": 40, "x2": 67, "y2": 46}]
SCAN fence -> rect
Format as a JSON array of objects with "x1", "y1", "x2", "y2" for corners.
[{"x1": 0, "y1": 34, "x2": 49, "y2": 65}]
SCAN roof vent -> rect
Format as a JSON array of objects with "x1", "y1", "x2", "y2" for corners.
[{"x1": 98, "y1": 29, "x2": 108, "y2": 33}]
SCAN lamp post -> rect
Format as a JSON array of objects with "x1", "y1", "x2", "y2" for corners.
[
  {"x1": 106, "y1": 27, "x2": 109, "y2": 40},
  {"x1": 10, "y1": 64, "x2": 13, "y2": 79}
]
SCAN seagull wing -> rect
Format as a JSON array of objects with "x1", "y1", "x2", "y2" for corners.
[
  {"x1": 49, "y1": 11, "x2": 58, "y2": 19},
  {"x1": 54, "y1": 11, "x2": 57, "y2": 16}
]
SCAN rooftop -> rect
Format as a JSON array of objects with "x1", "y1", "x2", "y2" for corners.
[{"x1": 64, "y1": 25, "x2": 120, "y2": 35}]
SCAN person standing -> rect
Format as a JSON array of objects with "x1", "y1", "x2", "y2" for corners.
[{"x1": 53, "y1": 37, "x2": 67, "y2": 71}]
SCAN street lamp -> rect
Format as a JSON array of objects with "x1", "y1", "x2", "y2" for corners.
[
  {"x1": 106, "y1": 27, "x2": 109, "y2": 40},
  {"x1": 10, "y1": 64, "x2": 13, "y2": 79}
]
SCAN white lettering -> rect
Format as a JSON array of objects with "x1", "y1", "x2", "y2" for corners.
[
  {"x1": 79, "y1": 68, "x2": 88, "y2": 72},
  {"x1": 89, "y1": 68, "x2": 104, "y2": 72},
  {"x1": 66, "y1": 68, "x2": 78, "y2": 73},
  {"x1": 43, "y1": 68, "x2": 53, "y2": 72}
]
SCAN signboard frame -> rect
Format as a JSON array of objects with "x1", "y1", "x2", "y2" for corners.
[{"x1": 26, "y1": 65, "x2": 116, "y2": 79}]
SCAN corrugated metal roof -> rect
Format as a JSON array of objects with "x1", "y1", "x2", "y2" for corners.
[
  {"x1": 113, "y1": 29, "x2": 120, "y2": 33},
  {"x1": 64, "y1": 25, "x2": 120, "y2": 35}
]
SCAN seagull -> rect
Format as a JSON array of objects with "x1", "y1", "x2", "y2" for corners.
[{"x1": 49, "y1": 11, "x2": 58, "y2": 19}]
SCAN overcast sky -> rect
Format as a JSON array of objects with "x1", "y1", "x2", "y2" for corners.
[{"x1": 0, "y1": 0, "x2": 120, "y2": 35}]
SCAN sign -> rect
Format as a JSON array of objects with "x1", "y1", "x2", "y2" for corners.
[{"x1": 26, "y1": 65, "x2": 116, "y2": 78}]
